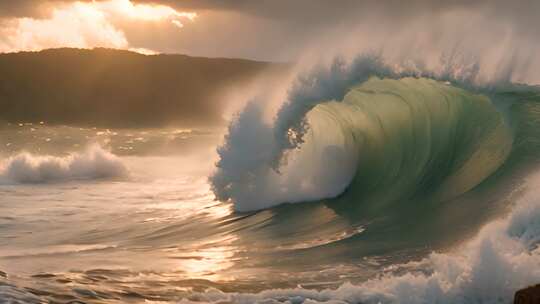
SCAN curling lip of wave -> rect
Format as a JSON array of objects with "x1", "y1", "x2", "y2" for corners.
[{"x1": 0, "y1": 144, "x2": 127, "y2": 184}]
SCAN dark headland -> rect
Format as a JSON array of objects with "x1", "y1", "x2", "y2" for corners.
[{"x1": 0, "y1": 48, "x2": 284, "y2": 128}]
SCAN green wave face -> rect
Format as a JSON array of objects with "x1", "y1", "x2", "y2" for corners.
[{"x1": 307, "y1": 77, "x2": 513, "y2": 210}]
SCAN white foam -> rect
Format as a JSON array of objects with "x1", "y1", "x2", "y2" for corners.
[
  {"x1": 189, "y1": 174, "x2": 540, "y2": 303},
  {"x1": 0, "y1": 144, "x2": 127, "y2": 184},
  {"x1": 211, "y1": 56, "x2": 391, "y2": 211}
]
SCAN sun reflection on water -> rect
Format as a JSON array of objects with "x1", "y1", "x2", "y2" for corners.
[{"x1": 165, "y1": 235, "x2": 239, "y2": 281}]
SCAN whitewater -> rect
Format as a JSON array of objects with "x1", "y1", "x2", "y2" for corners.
[{"x1": 2, "y1": 53, "x2": 540, "y2": 304}]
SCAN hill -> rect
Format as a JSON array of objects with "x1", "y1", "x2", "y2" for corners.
[{"x1": 0, "y1": 48, "x2": 281, "y2": 127}]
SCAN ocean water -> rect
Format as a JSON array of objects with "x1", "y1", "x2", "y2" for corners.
[{"x1": 2, "y1": 57, "x2": 540, "y2": 303}]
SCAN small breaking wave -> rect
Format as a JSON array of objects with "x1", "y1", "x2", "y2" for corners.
[{"x1": 0, "y1": 144, "x2": 127, "y2": 184}]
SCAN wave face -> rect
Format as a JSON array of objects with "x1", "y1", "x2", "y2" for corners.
[
  {"x1": 0, "y1": 144, "x2": 127, "y2": 184},
  {"x1": 211, "y1": 56, "x2": 513, "y2": 211},
  {"x1": 319, "y1": 77, "x2": 512, "y2": 209}
]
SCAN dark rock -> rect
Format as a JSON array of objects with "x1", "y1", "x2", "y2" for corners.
[{"x1": 515, "y1": 284, "x2": 540, "y2": 304}]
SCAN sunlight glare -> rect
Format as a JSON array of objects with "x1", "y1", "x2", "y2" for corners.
[{"x1": 95, "y1": 0, "x2": 197, "y2": 27}]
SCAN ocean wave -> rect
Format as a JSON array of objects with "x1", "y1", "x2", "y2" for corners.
[
  {"x1": 0, "y1": 144, "x2": 127, "y2": 184},
  {"x1": 211, "y1": 54, "x2": 514, "y2": 212}
]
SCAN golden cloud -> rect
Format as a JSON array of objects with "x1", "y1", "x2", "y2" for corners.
[{"x1": 0, "y1": 0, "x2": 196, "y2": 53}]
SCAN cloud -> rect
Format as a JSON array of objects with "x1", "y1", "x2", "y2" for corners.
[
  {"x1": 0, "y1": 1, "x2": 57, "y2": 18},
  {"x1": 0, "y1": 0, "x2": 94, "y2": 18},
  {"x1": 0, "y1": 0, "x2": 196, "y2": 54},
  {"x1": 0, "y1": 3, "x2": 127, "y2": 52}
]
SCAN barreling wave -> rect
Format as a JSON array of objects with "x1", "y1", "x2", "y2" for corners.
[
  {"x1": 0, "y1": 144, "x2": 127, "y2": 184},
  {"x1": 320, "y1": 77, "x2": 512, "y2": 209},
  {"x1": 211, "y1": 55, "x2": 514, "y2": 212}
]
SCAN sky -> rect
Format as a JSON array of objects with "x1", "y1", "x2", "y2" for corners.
[{"x1": 0, "y1": 0, "x2": 539, "y2": 65}]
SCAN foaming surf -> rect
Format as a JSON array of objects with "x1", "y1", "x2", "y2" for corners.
[{"x1": 0, "y1": 144, "x2": 127, "y2": 184}]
